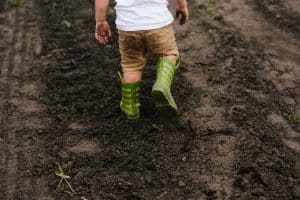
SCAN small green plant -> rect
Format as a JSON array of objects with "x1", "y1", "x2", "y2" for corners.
[
  {"x1": 284, "y1": 112, "x2": 300, "y2": 124},
  {"x1": 10, "y1": 0, "x2": 24, "y2": 6},
  {"x1": 0, "y1": 41, "x2": 5, "y2": 48},
  {"x1": 205, "y1": 0, "x2": 219, "y2": 4},
  {"x1": 189, "y1": 6, "x2": 199, "y2": 19},
  {"x1": 55, "y1": 163, "x2": 76, "y2": 194},
  {"x1": 204, "y1": 10, "x2": 215, "y2": 17}
]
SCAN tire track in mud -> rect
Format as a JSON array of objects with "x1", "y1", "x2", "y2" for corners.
[
  {"x1": 213, "y1": 21, "x2": 295, "y2": 199},
  {"x1": 176, "y1": 21, "x2": 239, "y2": 199},
  {"x1": 180, "y1": 16, "x2": 296, "y2": 198},
  {"x1": 0, "y1": 3, "x2": 20, "y2": 198},
  {"x1": 0, "y1": 0, "x2": 53, "y2": 199},
  {"x1": 178, "y1": 0, "x2": 299, "y2": 195},
  {"x1": 216, "y1": 0, "x2": 300, "y2": 153},
  {"x1": 251, "y1": 0, "x2": 300, "y2": 39},
  {"x1": 283, "y1": 0, "x2": 300, "y2": 13}
]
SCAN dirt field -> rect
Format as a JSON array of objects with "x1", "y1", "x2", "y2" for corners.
[{"x1": 0, "y1": 0, "x2": 299, "y2": 199}]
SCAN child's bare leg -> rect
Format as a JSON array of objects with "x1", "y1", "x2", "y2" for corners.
[
  {"x1": 123, "y1": 71, "x2": 142, "y2": 83},
  {"x1": 118, "y1": 30, "x2": 146, "y2": 119},
  {"x1": 119, "y1": 70, "x2": 143, "y2": 120},
  {"x1": 164, "y1": 55, "x2": 177, "y2": 64},
  {"x1": 147, "y1": 24, "x2": 180, "y2": 115}
]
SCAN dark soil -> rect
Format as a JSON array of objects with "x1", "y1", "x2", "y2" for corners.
[{"x1": 0, "y1": 0, "x2": 299, "y2": 199}]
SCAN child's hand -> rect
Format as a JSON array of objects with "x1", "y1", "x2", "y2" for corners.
[
  {"x1": 95, "y1": 21, "x2": 112, "y2": 44},
  {"x1": 176, "y1": 0, "x2": 189, "y2": 25},
  {"x1": 176, "y1": 6, "x2": 189, "y2": 25}
]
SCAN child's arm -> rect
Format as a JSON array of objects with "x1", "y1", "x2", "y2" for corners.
[
  {"x1": 95, "y1": 0, "x2": 111, "y2": 44},
  {"x1": 176, "y1": 0, "x2": 189, "y2": 25}
]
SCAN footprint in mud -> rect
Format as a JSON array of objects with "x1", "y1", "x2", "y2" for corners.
[{"x1": 69, "y1": 140, "x2": 101, "y2": 156}]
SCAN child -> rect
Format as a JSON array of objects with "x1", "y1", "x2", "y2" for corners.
[{"x1": 95, "y1": 0, "x2": 189, "y2": 119}]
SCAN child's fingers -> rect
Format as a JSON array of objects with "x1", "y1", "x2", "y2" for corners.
[
  {"x1": 98, "y1": 35, "x2": 104, "y2": 44},
  {"x1": 97, "y1": 35, "x2": 103, "y2": 44},
  {"x1": 98, "y1": 35, "x2": 102, "y2": 43},
  {"x1": 95, "y1": 32, "x2": 106, "y2": 44},
  {"x1": 106, "y1": 35, "x2": 110, "y2": 43},
  {"x1": 176, "y1": 9, "x2": 189, "y2": 25},
  {"x1": 103, "y1": 30, "x2": 110, "y2": 43},
  {"x1": 176, "y1": 10, "x2": 180, "y2": 19},
  {"x1": 181, "y1": 14, "x2": 187, "y2": 24},
  {"x1": 176, "y1": 10, "x2": 183, "y2": 24},
  {"x1": 101, "y1": 37, "x2": 107, "y2": 44},
  {"x1": 108, "y1": 28, "x2": 112, "y2": 37},
  {"x1": 103, "y1": 35, "x2": 110, "y2": 44},
  {"x1": 180, "y1": 12, "x2": 187, "y2": 24},
  {"x1": 103, "y1": 36, "x2": 107, "y2": 44},
  {"x1": 95, "y1": 31, "x2": 110, "y2": 44}
]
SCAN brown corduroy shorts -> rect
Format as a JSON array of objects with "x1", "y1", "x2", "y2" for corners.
[{"x1": 118, "y1": 24, "x2": 179, "y2": 73}]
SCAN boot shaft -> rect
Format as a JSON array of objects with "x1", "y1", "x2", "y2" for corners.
[
  {"x1": 151, "y1": 57, "x2": 180, "y2": 115},
  {"x1": 156, "y1": 57, "x2": 177, "y2": 88},
  {"x1": 120, "y1": 80, "x2": 141, "y2": 120}
]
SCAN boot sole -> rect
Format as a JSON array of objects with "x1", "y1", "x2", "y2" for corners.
[
  {"x1": 127, "y1": 115, "x2": 140, "y2": 120},
  {"x1": 120, "y1": 106, "x2": 140, "y2": 120},
  {"x1": 152, "y1": 90, "x2": 177, "y2": 117}
]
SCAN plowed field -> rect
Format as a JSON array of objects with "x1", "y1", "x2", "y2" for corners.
[{"x1": 0, "y1": 0, "x2": 299, "y2": 199}]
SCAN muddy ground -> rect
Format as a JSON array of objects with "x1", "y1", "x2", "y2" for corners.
[{"x1": 0, "y1": 0, "x2": 299, "y2": 199}]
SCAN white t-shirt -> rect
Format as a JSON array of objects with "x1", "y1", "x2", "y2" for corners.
[{"x1": 115, "y1": 0, "x2": 174, "y2": 31}]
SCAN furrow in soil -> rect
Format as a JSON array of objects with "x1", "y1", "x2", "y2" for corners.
[{"x1": 0, "y1": 0, "x2": 53, "y2": 199}]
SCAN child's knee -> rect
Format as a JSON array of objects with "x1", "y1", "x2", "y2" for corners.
[
  {"x1": 123, "y1": 71, "x2": 142, "y2": 83},
  {"x1": 163, "y1": 55, "x2": 178, "y2": 64}
]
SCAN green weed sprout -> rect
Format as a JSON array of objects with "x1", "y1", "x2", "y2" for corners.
[
  {"x1": 205, "y1": 0, "x2": 219, "y2": 4},
  {"x1": 10, "y1": 0, "x2": 24, "y2": 6},
  {"x1": 284, "y1": 112, "x2": 300, "y2": 124},
  {"x1": 55, "y1": 163, "x2": 76, "y2": 194}
]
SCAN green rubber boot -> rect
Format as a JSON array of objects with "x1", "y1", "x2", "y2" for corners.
[
  {"x1": 119, "y1": 73, "x2": 141, "y2": 120},
  {"x1": 151, "y1": 57, "x2": 180, "y2": 116}
]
